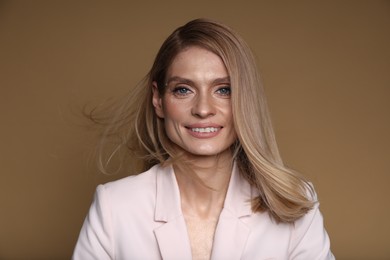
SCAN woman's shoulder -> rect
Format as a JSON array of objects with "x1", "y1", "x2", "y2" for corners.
[{"x1": 98, "y1": 164, "x2": 162, "y2": 198}]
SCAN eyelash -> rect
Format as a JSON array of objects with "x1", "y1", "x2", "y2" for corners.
[
  {"x1": 216, "y1": 86, "x2": 231, "y2": 96},
  {"x1": 171, "y1": 85, "x2": 231, "y2": 97},
  {"x1": 172, "y1": 86, "x2": 192, "y2": 96}
]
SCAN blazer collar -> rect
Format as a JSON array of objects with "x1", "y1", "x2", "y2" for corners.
[
  {"x1": 153, "y1": 163, "x2": 254, "y2": 220},
  {"x1": 154, "y1": 164, "x2": 182, "y2": 222},
  {"x1": 222, "y1": 162, "x2": 254, "y2": 218},
  {"x1": 153, "y1": 163, "x2": 256, "y2": 259},
  {"x1": 211, "y1": 163, "x2": 254, "y2": 259},
  {"x1": 153, "y1": 165, "x2": 192, "y2": 259}
]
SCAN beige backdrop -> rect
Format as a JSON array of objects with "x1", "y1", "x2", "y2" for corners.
[{"x1": 1, "y1": 1, "x2": 389, "y2": 259}]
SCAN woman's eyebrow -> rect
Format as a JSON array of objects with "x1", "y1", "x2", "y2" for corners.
[
  {"x1": 213, "y1": 76, "x2": 230, "y2": 84},
  {"x1": 165, "y1": 76, "x2": 193, "y2": 85},
  {"x1": 166, "y1": 76, "x2": 230, "y2": 85}
]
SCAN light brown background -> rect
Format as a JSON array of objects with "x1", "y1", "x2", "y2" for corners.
[{"x1": 1, "y1": 1, "x2": 389, "y2": 259}]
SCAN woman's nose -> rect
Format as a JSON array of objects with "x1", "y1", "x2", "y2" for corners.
[{"x1": 191, "y1": 93, "x2": 216, "y2": 118}]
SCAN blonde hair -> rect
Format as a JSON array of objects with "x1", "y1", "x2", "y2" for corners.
[{"x1": 90, "y1": 18, "x2": 314, "y2": 222}]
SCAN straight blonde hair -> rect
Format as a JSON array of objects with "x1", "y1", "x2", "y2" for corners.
[{"x1": 89, "y1": 18, "x2": 314, "y2": 222}]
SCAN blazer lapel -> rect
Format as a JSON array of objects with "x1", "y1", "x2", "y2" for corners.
[
  {"x1": 153, "y1": 165, "x2": 192, "y2": 259},
  {"x1": 154, "y1": 217, "x2": 192, "y2": 259},
  {"x1": 211, "y1": 164, "x2": 254, "y2": 259}
]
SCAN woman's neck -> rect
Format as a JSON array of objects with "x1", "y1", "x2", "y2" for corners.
[{"x1": 173, "y1": 151, "x2": 233, "y2": 220}]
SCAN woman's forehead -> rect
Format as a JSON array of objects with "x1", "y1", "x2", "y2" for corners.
[{"x1": 166, "y1": 47, "x2": 229, "y2": 82}]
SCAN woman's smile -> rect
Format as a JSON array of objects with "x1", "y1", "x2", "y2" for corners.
[{"x1": 186, "y1": 124, "x2": 222, "y2": 138}]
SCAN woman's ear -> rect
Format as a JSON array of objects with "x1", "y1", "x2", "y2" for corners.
[{"x1": 152, "y1": 82, "x2": 164, "y2": 118}]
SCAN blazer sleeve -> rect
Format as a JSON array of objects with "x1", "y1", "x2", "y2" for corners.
[
  {"x1": 72, "y1": 185, "x2": 114, "y2": 260},
  {"x1": 289, "y1": 196, "x2": 335, "y2": 260}
]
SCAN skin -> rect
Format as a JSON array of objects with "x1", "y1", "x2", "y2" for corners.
[{"x1": 152, "y1": 46, "x2": 237, "y2": 219}]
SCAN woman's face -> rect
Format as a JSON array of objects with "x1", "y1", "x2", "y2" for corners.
[{"x1": 153, "y1": 46, "x2": 237, "y2": 158}]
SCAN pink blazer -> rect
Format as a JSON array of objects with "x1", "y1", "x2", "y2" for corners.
[{"x1": 73, "y1": 164, "x2": 334, "y2": 259}]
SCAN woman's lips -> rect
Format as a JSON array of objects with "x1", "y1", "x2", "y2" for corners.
[
  {"x1": 185, "y1": 125, "x2": 222, "y2": 138},
  {"x1": 190, "y1": 127, "x2": 220, "y2": 133}
]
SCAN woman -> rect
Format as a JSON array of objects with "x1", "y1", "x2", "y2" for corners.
[{"x1": 73, "y1": 18, "x2": 334, "y2": 259}]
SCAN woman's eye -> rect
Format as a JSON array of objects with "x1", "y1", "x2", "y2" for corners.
[
  {"x1": 172, "y1": 86, "x2": 192, "y2": 96},
  {"x1": 216, "y1": 86, "x2": 231, "y2": 96}
]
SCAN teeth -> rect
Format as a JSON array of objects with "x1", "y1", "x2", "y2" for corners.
[{"x1": 191, "y1": 127, "x2": 220, "y2": 133}]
